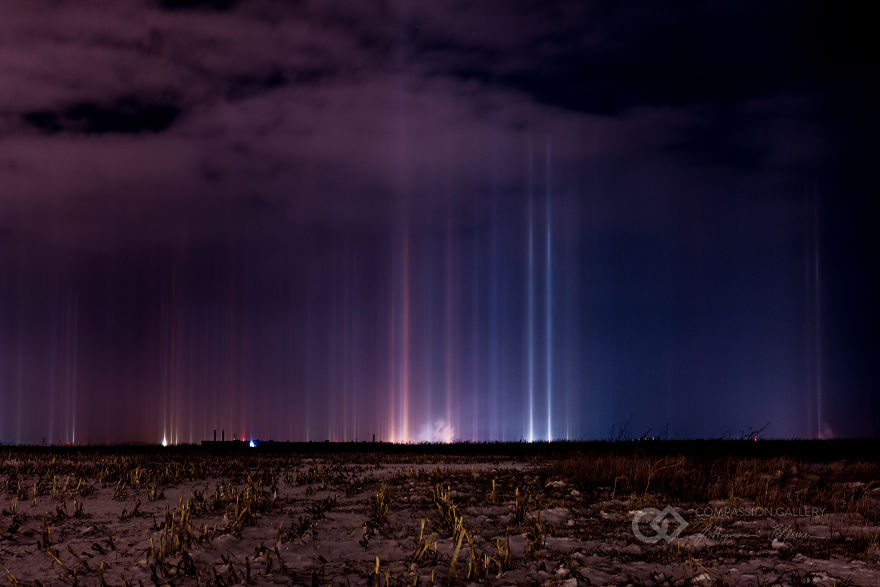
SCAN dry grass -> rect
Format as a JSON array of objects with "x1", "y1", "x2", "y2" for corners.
[{"x1": 552, "y1": 452, "x2": 880, "y2": 520}]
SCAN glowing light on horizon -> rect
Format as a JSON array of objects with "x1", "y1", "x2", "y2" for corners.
[
  {"x1": 401, "y1": 226, "x2": 411, "y2": 444},
  {"x1": 444, "y1": 204, "x2": 457, "y2": 446},
  {"x1": 545, "y1": 141, "x2": 553, "y2": 442},
  {"x1": 387, "y1": 266, "x2": 397, "y2": 444},
  {"x1": 526, "y1": 143, "x2": 536, "y2": 443},
  {"x1": 161, "y1": 436, "x2": 167, "y2": 447},
  {"x1": 414, "y1": 418, "x2": 455, "y2": 443}
]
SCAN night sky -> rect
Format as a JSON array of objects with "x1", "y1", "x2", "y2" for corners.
[{"x1": 1, "y1": 1, "x2": 877, "y2": 444}]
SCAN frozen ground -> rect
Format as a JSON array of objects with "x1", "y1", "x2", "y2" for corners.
[{"x1": 1, "y1": 446, "x2": 878, "y2": 585}]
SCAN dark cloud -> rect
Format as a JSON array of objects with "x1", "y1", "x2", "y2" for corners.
[
  {"x1": 22, "y1": 95, "x2": 180, "y2": 135},
  {"x1": 660, "y1": 104, "x2": 771, "y2": 169},
  {"x1": 224, "y1": 67, "x2": 332, "y2": 101},
  {"x1": 401, "y1": 1, "x2": 872, "y2": 119},
  {"x1": 158, "y1": 0, "x2": 239, "y2": 11}
]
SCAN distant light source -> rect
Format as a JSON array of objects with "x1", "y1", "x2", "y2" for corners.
[
  {"x1": 249, "y1": 440, "x2": 256, "y2": 448},
  {"x1": 161, "y1": 436, "x2": 168, "y2": 447}
]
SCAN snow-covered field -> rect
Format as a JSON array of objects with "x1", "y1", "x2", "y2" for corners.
[{"x1": 1, "y1": 447, "x2": 878, "y2": 585}]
